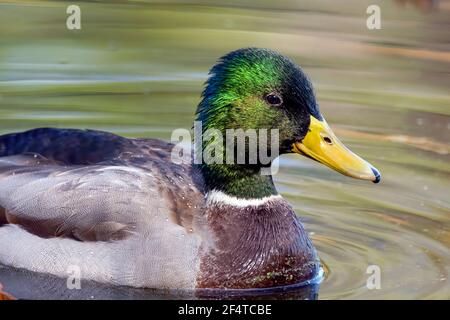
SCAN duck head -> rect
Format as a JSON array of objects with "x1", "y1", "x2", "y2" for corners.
[{"x1": 196, "y1": 48, "x2": 380, "y2": 198}]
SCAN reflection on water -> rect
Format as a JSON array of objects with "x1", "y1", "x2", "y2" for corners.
[
  {"x1": 0, "y1": 265, "x2": 320, "y2": 300},
  {"x1": 0, "y1": 0, "x2": 449, "y2": 299}
]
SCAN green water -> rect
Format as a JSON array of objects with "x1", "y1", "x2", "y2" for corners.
[{"x1": 0, "y1": 0, "x2": 449, "y2": 299}]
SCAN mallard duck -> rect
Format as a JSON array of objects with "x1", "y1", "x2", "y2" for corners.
[{"x1": 0, "y1": 48, "x2": 380, "y2": 290}]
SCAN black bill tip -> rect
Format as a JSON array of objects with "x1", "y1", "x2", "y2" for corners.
[{"x1": 371, "y1": 167, "x2": 381, "y2": 184}]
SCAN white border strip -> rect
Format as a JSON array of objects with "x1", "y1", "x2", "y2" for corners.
[{"x1": 206, "y1": 190, "x2": 282, "y2": 208}]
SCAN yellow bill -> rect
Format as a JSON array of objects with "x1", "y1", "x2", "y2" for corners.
[{"x1": 293, "y1": 115, "x2": 381, "y2": 183}]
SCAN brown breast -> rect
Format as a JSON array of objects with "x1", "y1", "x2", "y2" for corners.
[{"x1": 196, "y1": 198, "x2": 320, "y2": 289}]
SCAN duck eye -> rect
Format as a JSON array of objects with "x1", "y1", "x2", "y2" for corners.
[
  {"x1": 323, "y1": 136, "x2": 333, "y2": 145},
  {"x1": 265, "y1": 93, "x2": 283, "y2": 106}
]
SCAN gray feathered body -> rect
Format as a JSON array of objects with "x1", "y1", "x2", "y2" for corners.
[{"x1": 0, "y1": 128, "x2": 319, "y2": 289}]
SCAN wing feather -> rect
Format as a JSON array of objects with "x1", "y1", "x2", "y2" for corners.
[{"x1": 0, "y1": 155, "x2": 163, "y2": 241}]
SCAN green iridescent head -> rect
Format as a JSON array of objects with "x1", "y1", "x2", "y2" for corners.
[
  {"x1": 196, "y1": 47, "x2": 321, "y2": 155},
  {"x1": 195, "y1": 48, "x2": 380, "y2": 198}
]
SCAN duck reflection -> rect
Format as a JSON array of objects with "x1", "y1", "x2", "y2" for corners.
[{"x1": 0, "y1": 265, "x2": 319, "y2": 300}]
